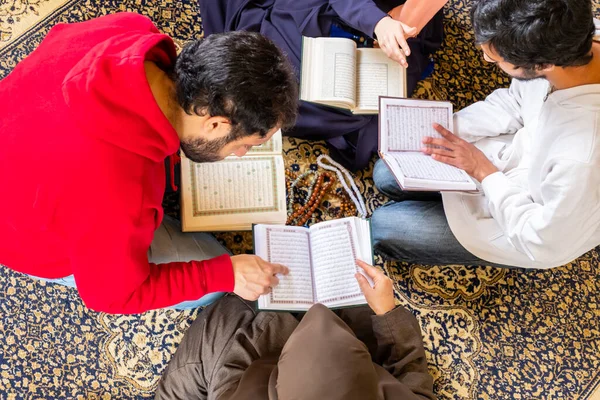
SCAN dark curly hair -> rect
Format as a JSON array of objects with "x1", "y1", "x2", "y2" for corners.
[
  {"x1": 171, "y1": 31, "x2": 298, "y2": 139},
  {"x1": 471, "y1": 0, "x2": 595, "y2": 70}
]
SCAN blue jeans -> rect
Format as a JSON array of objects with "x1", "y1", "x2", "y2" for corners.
[
  {"x1": 371, "y1": 160, "x2": 505, "y2": 267},
  {"x1": 29, "y1": 216, "x2": 229, "y2": 310}
]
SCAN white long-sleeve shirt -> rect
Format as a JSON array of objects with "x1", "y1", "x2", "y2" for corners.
[{"x1": 442, "y1": 75, "x2": 600, "y2": 268}]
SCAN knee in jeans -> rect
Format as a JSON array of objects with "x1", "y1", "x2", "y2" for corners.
[
  {"x1": 371, "y1": 214, "x2": 412, "y2": 261},
  {"x1": 371, "y1": 207, "x2": 402, "y2": 247},
  {"x1": 373, "y1": 160, "x2": 400, "y2": 196}
]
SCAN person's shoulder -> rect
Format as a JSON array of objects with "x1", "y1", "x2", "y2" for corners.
[
  {"x1": 508, "y1": 78, "x2": 551, "y2": 96},
  {"x1": 543, "y1": 89, "x2": 600, "y2": 165},
  {"x1": 548, "y1": 84, "x2": 600, "y2": 130},
  {"x1": 90, "y1": 12, "x2": 157, "y2": 30}
]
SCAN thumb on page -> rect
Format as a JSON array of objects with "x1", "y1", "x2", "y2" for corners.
[
  {"x1": 355, "y1": 273, "x2": 372, "y2": 294},
  {"x1": 356, "y1": 260, "x2": 381, "y2": 281}
]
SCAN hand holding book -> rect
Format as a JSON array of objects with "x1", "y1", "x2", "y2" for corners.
[
  {"x1": 300, "y1": 37, "x2": 406, "y2": 114},
  {"x1": 355, "y1": 260, "x2": 396, "y2": 315},
  {"x1": 378, "y1": 97, "x2": 478, "y2": 191},
  {"x1": 421, "y1": 123, "x2": 499, "y2": 182},
  {"x1": 254, "y1": 217, "x2": 373, "y2": 311}
]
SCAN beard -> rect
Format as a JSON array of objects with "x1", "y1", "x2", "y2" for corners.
[
  {"x1": 512, "y1": 68, "x2": 546, "y2": 82},
  {"x1": 180, "y1": 135, "x2": 231, "y2": 163}
]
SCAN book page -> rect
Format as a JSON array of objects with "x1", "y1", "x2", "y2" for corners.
[
  {"x1": 254, "y1": 225, "x2": 315, "y2": 310},
  {"x1": 180, "y1": 155, "x2": 286, "y2": 231},
  {"x1": 356, "y1": 49, "x2": 405, "y2": 112},
  {"x1": 314, "y1": 38, "x2": 357, "y2": 106},
  {"x1": 245, "y1": 129, "x2": 282, "y2": 156},
  {"x1": 379, "y1": 98, "x2": 453, "y2": 152},
  {"x1": 388, "y1": 152, "x2": 471, "y2": 182},
  {"x1": 309, "y1": 218, "x2": 366, "y2": 307}
]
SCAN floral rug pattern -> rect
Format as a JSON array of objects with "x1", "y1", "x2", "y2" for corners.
[{"x1": 1, "y1": 0, "x2": 599, "y2": 399}]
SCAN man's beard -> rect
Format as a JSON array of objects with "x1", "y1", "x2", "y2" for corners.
[
  {"x1": 513, "y1": 68, "x2": 546, "y2": 82},
  {"x1": 180, "y1": 135, "x2": 231, "y2": 163}
]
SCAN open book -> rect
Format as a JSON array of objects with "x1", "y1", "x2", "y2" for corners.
[
  {"x1": 378, "y1": 97, "x2": 477, "y2": 191},
  {"x1": 180, "y1": 131, "x2": 286, "y2": 231},
  {"x1": 300, "y1": 36, "x2": 406, "y2": 114},
  {"x1": 254, "y1": 217, "x2": 373, "y2": 311}
]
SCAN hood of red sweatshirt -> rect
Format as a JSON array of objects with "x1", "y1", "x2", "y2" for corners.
[{"x1": 61, "y1": 28, "x2": 181, "y2": 162}]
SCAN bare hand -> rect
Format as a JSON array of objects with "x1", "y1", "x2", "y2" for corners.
[
  {"x1": 355, "y1": 260, "x2": 396, "y2": 315},
  {"x1": 231, "y1": 255, "x2": 289, "y2": 301},
  {"x1": 421, "y1": 123, "x2": 499, "y2": 182},
  {"x1": 374, "y1": 16, "x2": 417, "y2": 67}
]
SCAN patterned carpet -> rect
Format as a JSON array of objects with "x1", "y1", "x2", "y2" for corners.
[{"x1": 1, "y1": 0, "x2": 600, "y2": 399}]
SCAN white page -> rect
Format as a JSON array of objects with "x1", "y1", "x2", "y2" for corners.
[
  {"x1": 309, "y1": 218, "x2": 367, "y2": 307},
  {"x1": 254, "y1": 225, "x2": 315, "y2": 310},
  {"x1": 381, "y1": 154, "x2": 407, "y2": 188},
  {"x1": 189, "y1": 158, "x2": 279, "y2": 212},
  {"x1": 356, "y1": 49, "x2": 404, "y2": 111},
  {"x1": 181, "y1": 155, "x2": 286, "y2": 231},
  {"x1": 314, "y1": 38, "x2": 357, "y2": 105},
  {"x1": 388, "y1": 152, "x2": 472, "y2": 182},
  {"x1": 245, "y1": 129, "x2": 282, "y2": 155},
  {"x1": 355, "y1": 218, "x2": 374, "y2": 266},
  {"x1": 379, "y1": 98, "x2": 453, "y2": 152}
]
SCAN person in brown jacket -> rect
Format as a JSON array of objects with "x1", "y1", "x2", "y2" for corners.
[{"x1": 154, "y1": 261, "x2": 436, "y2": 400}]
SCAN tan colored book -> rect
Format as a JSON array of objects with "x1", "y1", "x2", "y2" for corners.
[
  {"x1": 180, "y1": 131, "x2": 286, "y2": 232},
  {"x1": 378, "y1": 97, "x2": 477, "y2": 191},
  {"x1": 254, "y1": 217, "x2": 374, "y2": 311},
  {"x1": 300, "y1": 36, "x2": 406, "y2": 114}
]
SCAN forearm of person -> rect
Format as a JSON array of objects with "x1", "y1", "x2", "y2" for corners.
[
  {"x1": 482, "y1": 161, "x2": 600, "y2": 264},
  {"x1": 454, "y1": 81, "x2": 525, "y2": 142},
  {"x1": 394, "y1": 0, "x2": 448, "y2": 33},
  {"x1": 63, "y1": 180, "x2": 234, "y2": 313},
  {"x1": 329, "y1": 0, "x2": 388, "y2": 37},
  {"x1": 372, "y1": 306, "x2": 436, "y2": 399},
  {"x1": 71, "y1": 251, "x2": 234, "y2": 314}
]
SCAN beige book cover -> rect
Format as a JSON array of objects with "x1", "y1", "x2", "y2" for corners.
[
  {"x1": 300, "y1": 36, "x2": 407, "y2": 114},
  {"x1": 180, "y1": 131, "x2": 287, "y2": 232}
]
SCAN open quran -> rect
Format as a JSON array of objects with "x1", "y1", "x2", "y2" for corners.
[
  {"x1": 254, "y1": 217, "x2": 373, "y2": 311},
  {"x1": 180, "y1": 130, "x2": 286, "y2": 232},
  {"x1": 300, "y1": 36, "x2": 406, "y2": 114},
  {"x1": 378, "y1": 97, "x2": 477, "y2": 191}
]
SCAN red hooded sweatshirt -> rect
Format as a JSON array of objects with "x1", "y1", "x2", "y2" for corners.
[{"x1": 0, "y1": 13, "x2": 234, "y2": 313}]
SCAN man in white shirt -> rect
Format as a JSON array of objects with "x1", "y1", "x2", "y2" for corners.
[{"x1": 371, "y1": 0, "x2": 600, "y2": 268}]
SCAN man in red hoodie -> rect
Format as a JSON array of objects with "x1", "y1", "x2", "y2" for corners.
[{"x1": 0, "y1": 13, "x2": 298, "y2": 314}]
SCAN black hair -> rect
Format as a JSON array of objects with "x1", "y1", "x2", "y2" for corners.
[
  {"x1": 172, "y1": 31, "x2": 298, "y2": 138},
  {"x1": 471, "y1": 0, "x2": 595, "y2": 70}
]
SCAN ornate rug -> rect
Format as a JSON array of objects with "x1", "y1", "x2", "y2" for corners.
[{"x1": 1, "y1": 0, "x2": 600, "y2": 399}]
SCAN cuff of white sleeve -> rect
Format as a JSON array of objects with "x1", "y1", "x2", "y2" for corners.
[{"x1": 481, "y1": 171, "x2": 510, "y2": 204}]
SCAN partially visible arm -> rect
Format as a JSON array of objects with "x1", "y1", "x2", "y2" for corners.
[
  {"x1": 329, "y1": 0, "x2": 388, "y2": 37},
  {"x1": 371, "y1": 306, "x2": 436, "y2": 400},
  {"x1": 63, "y1": 163, "x2": 235, "y2": 314},
  {"x1": 355, "y1": 262, "x2": 435, "y2": 399},
  {"x1": 390, "y1": 0, "x2": 448, "y2": 34},
  {"x1": 453, "y1": 79, "x2": 526, "y2": 142},
  {"x1": 481, "y1": 159, "x2": 600, "y2": 265},
  {"x1": 68, "y1": 206, "x2": 235, "y2": 313}
]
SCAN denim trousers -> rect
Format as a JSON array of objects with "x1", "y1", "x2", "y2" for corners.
[
  {"x1": 28, "y1": 215, "x2": 229, "y2": 310},
  {"x1": 371, "y1": 160, "x2": 506, "y2": 267}
]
